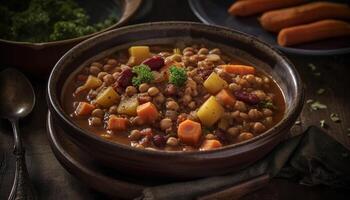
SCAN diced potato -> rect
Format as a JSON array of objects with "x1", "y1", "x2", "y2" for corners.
[
  {"x1": 84, "y1": 75, "x2": 102, "y2": 89},
  {"x1": 197, "y1": 96, "x2": 224, "y2": 127},
  {"x1": 128, "y1": 46, "x2": 150, "y2": 64},
  {"x1": 96, "y1": 87, "x2": 120, "y2": 107},
  {"x1": 203, "y1": 72, "x2": 227, "y2": 94},
  {"x1": 117, "y1": 95, "x2": 139, "y2": 116}
]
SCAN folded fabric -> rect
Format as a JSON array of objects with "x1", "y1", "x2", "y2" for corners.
[{"x1": 139, "y1": 126, "x2": 350, "y2": 200}]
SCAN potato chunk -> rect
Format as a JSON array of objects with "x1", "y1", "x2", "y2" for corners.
[
  {"x1": 128, "y1": 46, "x2": 150, "y2": 64},
  {"x1": 203, "y1": 72, "x2": 227, "y2": 94},
  {"x1": 84, "y1": 75, "x2": 102, "y2": 89},
  {"x1": 197, "y1": 96, "x2": 224, "y2": 127},
  {"x1": 117, "y1": 95, "x2": 139, "y2": 116},
  {"x1": 96, "y1": 87, "x2": 120, "y2": 107}
]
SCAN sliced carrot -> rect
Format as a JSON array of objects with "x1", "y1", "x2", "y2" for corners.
[
  {"x1": 216, "y1": 89, "x2": 236, "y2": 107},
  {"x1": 107, "y1": 115, "x2": 128, "y2": 131},
  {"x1": 221, "y1": 64, "x2": 255, "y2": 75},
  {"x1": 200, "y1": 139, "x2": 223, "y2": 150},
  {"x1": 75, "y1": 102, "x2": 95, "y2": 116},
  {"x1": 177, "y1": 119, "x2": 202, "y2": 146},
  {"x1": 136, "y1": 102, "x2": 159, "y2": 123}
]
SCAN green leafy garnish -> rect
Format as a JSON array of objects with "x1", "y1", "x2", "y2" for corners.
[
  {"x1": 132, "y1": 64, "x2": 154, "y2": 87},
  {"x1": 310, "y1": 101, "x2": 327, "y2": 110},
  {"x1": 169, "y1": 66, "x2": 187, "y2": 87},
  {"x1": 259, "y1": 100, "x2": 277, "y2": 110},
  {"x1": 320, "y1": 120, "x2": 327, "y2": 128},
  {"x1": 330, "y1": 113, "x2": 341, "y2": 123}
]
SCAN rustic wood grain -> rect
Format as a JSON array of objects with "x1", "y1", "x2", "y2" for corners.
[{"x1": 0, "y1": 0, "x2": 349, "y2": 199}]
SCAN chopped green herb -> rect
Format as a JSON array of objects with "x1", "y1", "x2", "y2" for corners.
[
  {"x1": 308, "y1": 63, "x2": 317, "y2": 71},
  {"x1": 259, "y1": 100, "x2": 277, "y2": 110},
  {"x1": 310, "y1": 101, "x2": 327, "y2": 110},
  {"x1": 295, "y1": 120, "x2": 301, "y2": 125},
  {"x1": 132, "y1": 64, "x2": 154, "y2": 87},
  {"x1": 320, "y1": 120, "x2": 327, "y2": 128},
  {"x1": 169, "y1": 66, "x2": 187, "y2": 87},
  {"x1": 317, "y1": 88, "x2": 325, "y2": 95},
  {"x1": 306, "y1": 99, "x2": 314, "y2": 104},
  {"x1": 330, "y1": 113, "x2": 341, "y2": 123}
]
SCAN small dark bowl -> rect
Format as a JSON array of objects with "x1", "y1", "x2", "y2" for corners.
[
  {"x1": 0, "y1": 0, "x2": 142, "y2": 78},
  {"x1": 47, "y1": 22, "x2": 304, "y2": 179}
]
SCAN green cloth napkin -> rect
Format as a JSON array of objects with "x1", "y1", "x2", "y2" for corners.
[{"x1": 139, "y1": 126, "x2": 350, "y2": 200}]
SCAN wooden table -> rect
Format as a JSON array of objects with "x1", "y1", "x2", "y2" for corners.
[{"x1": 1, "y1": 0, "x2": 349, "y2": 199}]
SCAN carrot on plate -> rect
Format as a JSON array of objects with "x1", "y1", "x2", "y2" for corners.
[
  {"x1": 107, "y1": 115, "x2": 129, "y2": 131},
  {"x1": 75, "y1": 102, "x2": 95, "y2": 116},
  {"x1": 200, "y1": 139, "x2": 222, "y2": 150},
  {"x1": 216, "y1": 89, "x2": 236, "y2": 107},
  {"x1": 221, "y1": 64, "x2": 255, "y2": 75},
  {"x1": 178, "y1": 119, "x2": 202, "y2": 146},
  {"x1": 136, "y1": 102, "x2": 159, "y2": 123}
]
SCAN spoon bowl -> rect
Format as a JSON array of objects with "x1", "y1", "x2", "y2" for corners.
[{"x1": 0, "y1": 68, "x2": 35, "y2": 120}]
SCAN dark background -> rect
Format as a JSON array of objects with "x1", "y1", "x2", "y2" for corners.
[{"x1": 1, "y1": 0, "x2": 350, "y2": 199}]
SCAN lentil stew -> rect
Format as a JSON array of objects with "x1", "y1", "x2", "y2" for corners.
[{"x1": 62, "y1": 44, "x2": 285, "y2": 151}]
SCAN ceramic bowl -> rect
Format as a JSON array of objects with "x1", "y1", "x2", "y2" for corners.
[
  {"x1": 47, "y1": 22, "x2": 304, "y2": 179},
  {"x1": 0, "y1": 0, "x2": 142, "y2": 77}
]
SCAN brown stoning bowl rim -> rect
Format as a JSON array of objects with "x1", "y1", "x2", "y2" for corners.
[
  {"x1": 0, "y1": 0, "x2": 143, "y2": 49},
  {"x1": 47, "y1": 21, "x2": 304, "y2": 157}
]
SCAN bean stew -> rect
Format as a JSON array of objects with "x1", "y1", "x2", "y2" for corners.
[{"x1": 62, "y1": 44, "x2": 285, "y2": 151}]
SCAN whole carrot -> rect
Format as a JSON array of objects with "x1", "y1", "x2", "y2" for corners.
[
  {"x1": 260, "y1": 2, "x2": 350, "y2": 32},
  {"x1": 277, "y1": 20, "x2": 350, "y2": 46},
  {"x1": 228, "y1": 0, "x2": 305, "y2": 17}
]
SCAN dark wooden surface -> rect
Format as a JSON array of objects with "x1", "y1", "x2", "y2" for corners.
[{"x1": 1, "y1": 0, "x2": 350, "y2": 199}]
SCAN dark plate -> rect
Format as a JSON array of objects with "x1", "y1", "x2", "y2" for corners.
[{"x1": 189, "y1": 0, "x2": 350, "y2": 56}]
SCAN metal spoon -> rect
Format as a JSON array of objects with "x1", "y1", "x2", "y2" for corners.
[{"x1": 0, "y1": 68, "x2": 36, "y2": 200}]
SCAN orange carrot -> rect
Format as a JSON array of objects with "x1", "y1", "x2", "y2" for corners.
[
  {"x1": 228, "y1": 0, "x2": 305, "y2": 17},
  {"x1": 278, "y1": 20, "x2": 350, "y2": 47},
  {"x1": 178, "y1": 119, "x2": 202, "y2": 146},
  {"x1": 107, "y1": 115, "x2": 128, "y2": 131},
  {"x1": 221, "y1": 64, "x2": 255, "y2": 75},
  {"x1": 136, "y1": 102, "x2": 159, "y2": 123},
  {"x1": 75, "y1": 102, "x2": 95, "y2": 116},
  {"x1": 200, "y1": 139, "x2": 223, "y2": 150},
  {"x1": 216, "y1": 89, "x2": 236, "y2": 107},
  {"x1": 260, "y1": 2, "x2": 350, "y2": 32}
]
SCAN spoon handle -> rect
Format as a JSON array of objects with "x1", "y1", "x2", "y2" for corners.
[{"x1": 8, "y1": 121, "x2": 36, "y2": 200}]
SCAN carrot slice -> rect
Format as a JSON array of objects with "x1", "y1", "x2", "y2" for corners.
[
  {"x1": 178, "y1": 119, "x2": 202, "y2": 146},
  {"x1": 221, "y1": 65, "x2": 255, "y2": 75},
  {"x1": 107, "y1": 115, "x2": 128, "y2": 131},
  {"x1": 200, "y1": 139, "x2": 223, "y2": 150},
  {"x1": 136, "y1": 102, "x2": 159, "y2": 123},
  {"x1": 75, "y1": 102, "x2": 95, "y2": 116},
  {"x1": 216, "y1": 89, "x2": 236, "y2": 107}
]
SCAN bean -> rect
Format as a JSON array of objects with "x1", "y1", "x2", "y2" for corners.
[
  {"x1": 160, "y1": 118, "x2": 173, "y2": 130},
  {"x1": 239, "y1": 112, "x2": 249, "y2": 120},
  {"x1": 238, "y1": 132, "x2": 254, "y2": 142},
  {"x1": 97, "y1": 72, "x2": 108, "y2": 80},
  {"x1": 129, "y1": 130, "x2": 142, "y2": 141},
  {"x1": 234, "y1": 101, "x2": 247, "y2": 112},
  {"x1": 103, "y1": 64, "x2": 114, "y2": 72},
  {"x1": 154, "y1": 93, "x2": 165, "y2": 104},
  {"x1": 139, "y1": 83, "x2": 150, "y2": 93},
  {"x1": 116, "y1": 68, "x2": 133, "y2": 88},
  {"x1": 148, "y1": 87, "x2": 160, "y2": 96},
  {"x1": 76, "y1": 74, "x2": 88, "y2": 82},
  {"x1": 184, "y1": 51, "x2": 194, "y2": 56},
  {"x1": 109, "y1": 105, "x2": 118, "y2": 114},
  {"x1": 234, "y1": 90, "x2": 260, "y2": 105},
  {"x1": 248, "y1": 109, "x2": 262, "y2": 120},
  {"x1": 227, "y1": 127, "x2": 240, "y2": 137},
  {"x1": 209, "y1": 48, "x2": 221, "y2": 55},
  {"x1": 91, "y1": 109, "x2": 104, "y2": 118},
  {"x1": 182, "y1": 94, "x2": 192, "y2": 104},
  {"x1": 264, "y1": 117, "x2": 273, "y2": 126},
  {"x1": 253, "y1": 122, "x2": 266, "y2": 134},
  {"x1": 89, "y1": 117, "x2": 102, "y2": 127},
  {"x1": 153, "y1": 134, "x2": 166, "y2": 147},
  {"x1": 134, "y1": 144, "x2": 145, "y2": 149},
  {"x1": 183, "y1": 47, "x2": 194, "y2": 54},
  {"x1": 205, "y1": 134, "x2": 216, "y2": 139},
  {"x1": 198, "y1": 48, "x2": 209, "y2": 55},
  {"x1": 169, "y1": 54, "x2": 182, "y2": 62},
  {"x1": 89, "y1": 66, "x2": 101, "y2": 76},
  {"x1": 112, "y1": 72, "x2": 120, "y2": 80},
  {"x1": 125, "y1": 86, "x2": 137, "y2": 96},
  {"x1": 262, "y1": 108, "x2": 273, "y2": 117},
  {"x1": 245, "y1": 74, "x2": 256, "y2": 84},
  {"x1": 206, "y1": 54, "x2": 221, "y2": 62},
  {"x1": 131, "y1": 116, "x2": 144, "y2": 126},
  {"x1": 103, "y1": 74, "x2": 114, "y2": 85},
  {"x1": 138, "y1": 93, "x2": 152, "y2": 104},
  {"x1": 255, "y1": 77, "x2": 263, "y2": 86},
  {"x1": 229, "y1": 83, "x2": 241, "y2": 91},
  {"x1": 252, "y1": 90, "x2": 266, "y2": 100},
  {"x1": 91, "y1": 62, "x2": 103, "y2": 68},
  {"x1": 107, "y1": 59, "x2": 118, "y2": 66},
  {"x1": 165, "y1": 84, "x2": 177, "y2": 96},
  {"x1": 165, "y1": 110, "x2": 178, "y2": 121},
  {"x1": 166, "y1": 137, "x2": 179, "y2": 146},
  {"x1": 142, "y1": 56, "x2": 165, "y2": 70},
  {"x1": 166, "y1": 101, "x2": 179, "y2": 111},
  {"x1": 188, "y1": 101, "x2": 196, "y2": 109}
]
